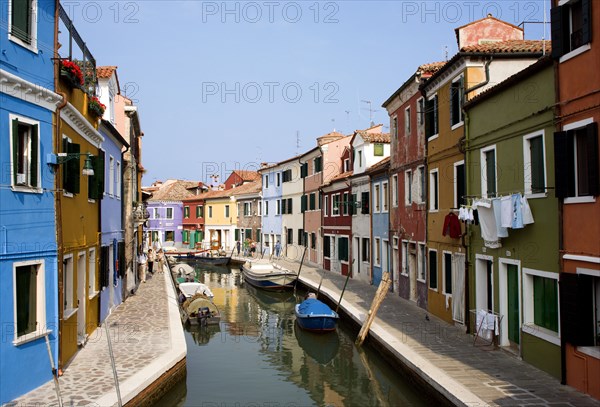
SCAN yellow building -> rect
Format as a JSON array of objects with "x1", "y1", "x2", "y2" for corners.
[{"x1": 203, "y1": 189, "x2": 238, "y2": 251}]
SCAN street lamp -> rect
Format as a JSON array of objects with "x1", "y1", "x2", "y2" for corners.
[{"x1": 47, "y1": 152, "x2": 95, "y2": 176}]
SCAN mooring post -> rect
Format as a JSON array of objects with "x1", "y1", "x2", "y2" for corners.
[
  {"x1": 294, "y1": 246, "x2": 308, "y2": 294},
  {"x1": 356, "y1": 271, "x2": 391, "y2": 346}
]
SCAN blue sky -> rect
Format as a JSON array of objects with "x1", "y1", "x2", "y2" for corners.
[{"x1": 67, "y1": 0, "x2": 549, "y2": 185}]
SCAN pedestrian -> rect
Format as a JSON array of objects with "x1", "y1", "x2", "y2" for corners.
[
  {"x1": 157, "y1": 249, "x2": 165, "y2": 273},
  {"x1": 275, "y1": 240, "x2": 281, "y2": 258},
  {"x1": 236, "y1": 240, "x2": 241, "y2": 256},
  {"x1": 147, "y1": 248, "x2": 155, "y2": 274},
  {"x1": 137, "y1": 247, "x2": 147, "y2": 283},
  {"x1": 250, "y1": 241, "x2": 256, "y2": 257}
]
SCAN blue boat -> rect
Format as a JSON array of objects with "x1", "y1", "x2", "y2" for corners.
[{"x1": 295, "y1": 297, "x2": 339, "y2": 333}]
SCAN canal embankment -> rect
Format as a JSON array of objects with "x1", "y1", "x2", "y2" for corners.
[
  {"x1": 250, "y1": 255, "x2": 600, "y2": 407},
  {"x1": 6, "y1": 262, "x2": 186, "y2": 407}
]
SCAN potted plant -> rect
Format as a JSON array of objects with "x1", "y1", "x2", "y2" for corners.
[
  {"x1": 59, "y1": 60, "x2": 84, "y2": 88},
  {"x1": 88, "y1": 96, "x2": 106, "y2": 118}
]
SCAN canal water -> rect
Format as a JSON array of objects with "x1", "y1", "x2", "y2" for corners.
[{"x1": 155, "y1": 264, "x2": 427, "y2": 407}]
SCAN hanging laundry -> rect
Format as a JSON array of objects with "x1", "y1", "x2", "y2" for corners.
[
  {"x1": 492, "y1": 199, "x2": 509, "y2": 237},
  {"x1": 510, "y1": 193, "x2": 524, "y2": 229},
  {"x1": 521, "y1": 195, "x2": 535, "y2": 225},
  {"x1": 474, "y1": 200, "x2": 502, "y2": 248},
  {"x1": 500, "y1": 196, "x2": 512, "y2": 228},
  {"x1": 442, "y1": 212, "x2": 462, "y2": 239}
]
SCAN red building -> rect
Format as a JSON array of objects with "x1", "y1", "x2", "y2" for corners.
[
  {"x1": 321, "y1": 149, "x2": 353, "y2": 276},
  {"x1": 552, "y1": 0, "x2": 600, "y2": 399},
  {"x1": 181, "y1": 193, "x2": 206, "y2": 249},
  {"x1": 382, "y1": 62, "x2": 444, "y2": 309}
]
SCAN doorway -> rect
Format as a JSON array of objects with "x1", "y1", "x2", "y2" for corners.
[
  {"x1": 77, "y1": 252, "x2": 86, "y2": 346},
  {"x1": 499, "y1": 259, "x2": 521, "y2": 349},
  {"x1": 475, "y1": 255, "x2": 494, "y2": 313}
]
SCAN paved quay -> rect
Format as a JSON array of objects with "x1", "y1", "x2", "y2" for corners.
[
  {"x1": 238, "y1": 254, "x2": 600, "y2": 407},
  {"x1": 6, "y1": 263, "x2": 185, "y2": 407}
]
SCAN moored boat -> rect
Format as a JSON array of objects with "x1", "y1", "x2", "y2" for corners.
[
  {"x1": 179, "y1": 281, "x2": 214, "y2": 300},
  {"x1": 241, "y1": 259, "x2": 298, "y2": 291},
  {"x1": 182, "y1": 294, "x2": 221, "y2": 326},
  {"x1": 295, "y1": 295, "x2": 339, "y2": 333}
]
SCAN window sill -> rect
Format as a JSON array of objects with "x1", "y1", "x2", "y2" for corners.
[
  {"x1": 451, "y1": 121, "x2": 464, "y2": 131},
  {"x1": 559, "y1": 44, "x2": 591, "y2": 64},
  {"x1": 11, "y1": 185, "x2": 42, "y2": 194},
  {"x1": 417, "y1": 278, "x2": 426, "y2": 283},
  {"x1": 577, "y1": 346, "x2": 600, "y2": 360},
  {"x1": 63, "y1": 307, "x2": 78, "y2": 320},
  {"x1": 524, "y1": 192, "x2": 547, "y2": 200},
  {"x1": 88, "y1": 290, "x2": 100, "y2": 300},
  {"x1": 9, "y1": 35, "x2": 38, "y2": 54},
  {"x1": 522, "y1": 323, "x2": 560, "y2": 346},
  {"x1": 428, "y1": 134, "x2": 439, "y2": 142},
  {"x1": 63, "y1": 192, "x2": 74, "y2": 198},
  {"x1": 401, "y1": 272, "x2": 409, "y2": 277},
  {"x1": 88, "y1": 199, "x2": 96, "y2": 204},
  {"x1": 564, "y1": 196, "x2": 596, "y2": 204},
  {"x1": 429, "y1": 287, "x2": 438, "y2": 292},
  {"x1": 13, "y1": 329, "x2": 51, "y2": 347}
]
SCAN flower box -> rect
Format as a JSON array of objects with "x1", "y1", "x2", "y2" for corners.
[
  {"x1": 88, "y1": 96, "x2": 106, "y2": 118},
  {"x1": 59, "y1": 60, "x2": 84, "y2": 88}
]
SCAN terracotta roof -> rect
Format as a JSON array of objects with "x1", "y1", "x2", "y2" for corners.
[
  {"x1": 355, "y1": 131, "x2": 391, "y2": 143},
  {"x1": 418, "y1": 61, "x2": 446, "y2": 75},
  {"x1": 329, "y1": 170, "x2": 353, "y2": 183},
  {"x1": 97, "y1": 66, "x2": 117, "y2": 78},
  {"x1": 232, "y1": 170, "x2": 260, "y2": 182},
  {"x1": 367, "y1": 157, "x2": 391, "y2": 174},
  {"x1": 147, "y1": 180, "x2": 199, "y2": 201},
  {"x1": 200, "y1": 180, "x2": 262, "y2": 200},
  {"x1": 383, "y1": 61, "x2": 446, "y2": 108},
  {"x1": 460, "y1": 40, "x2": 551, "y2": 54}
]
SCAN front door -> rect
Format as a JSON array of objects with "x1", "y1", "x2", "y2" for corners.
[
  {"x1": 507, "y1": 264, "x2": 520, "y2": 345},
  {"x1": 77, "y1": 252, "x2": 86, "y2": 345},
  {"x1": 409, "y1": 250, "x2": 417, "y2": 301}
]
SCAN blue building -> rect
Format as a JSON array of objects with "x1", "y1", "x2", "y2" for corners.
[
  {"x1": 98, "y1": 119, "x2": 128, "y2": 322},
  {"x1": 259, "y1": 164, "x2": 284, "y2": 255},
  {"x1": 0, "y1": 0, "x2": 62, "y2": 402},
  {"x1": 369, "y1": 158, "x2": 391, "y2": 286}
]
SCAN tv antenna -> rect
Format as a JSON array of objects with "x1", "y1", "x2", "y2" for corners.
[
  {"x1": 361, "y1": 100, "x2": 378, "y2": 126},
  {"x1": 296, "y1": 131, "x2": 300, "y2": 155},
  {"x1": 345, "y1": 110, "x2": 350, "y2": 132}
]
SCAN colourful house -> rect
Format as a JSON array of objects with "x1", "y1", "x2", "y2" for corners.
[
  {"x1": 551, "y1": 0, "x2": 600, "y2": 398},
  {"x1": 259, "y1": 163, "x2": 284, "y2": 255},
  {"x1": 0, "y1": 0, "x2": 62, "y2": 401},
  {"x1": 464, "y1": 57, "x2": 561, "y2": 378},
  {"x1": 368, "y1": 157, "x2": 391, "y2": 286},
  {"x1": 182, "y1": 183, "x2": 209, "y2": 249}
]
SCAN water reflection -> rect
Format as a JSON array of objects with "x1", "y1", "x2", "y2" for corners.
[{"x1": 156, "y1": 264, "x2": 426, "y2": 407}]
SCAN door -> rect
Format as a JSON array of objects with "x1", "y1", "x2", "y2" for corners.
[
  {"x1": 409, "y1": 245, "x2": 417, "y2": 301},
  {"x1": 77, "y1": 252, "x2": 86, "y2": 345},
  {"x1": 452, "y1": 253, "x2": 465, "y2": 323},
  {"x1": 507, "y1": 264, "x2": 520, "y2": 345}
]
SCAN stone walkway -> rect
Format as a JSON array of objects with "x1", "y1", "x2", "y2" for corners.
[
  {"x1": 5, "y1": 263, "x2": 185, "y2": 407},
  {"x1": 244, "y1": 255, "x2": 600, "y2": 407}
]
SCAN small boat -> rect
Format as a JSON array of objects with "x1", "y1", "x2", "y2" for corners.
[
  {"x1": 171, "y1": 262, "x2": 195, "y2": 276},
  {"x1": 178, "y1": 281, "x2": 214, "y2": 300},
  {"x1": 295, "y1": 294, "x2": 339, "y2": 333},
  {"x1": 241, "y1": 259, "x2": 298, "y2": 291},
  {"x1": 192, "y1": 254, "x2": 231, "y2": 266},
  {"x1": 182, "y1": 294, "x2": 221, "y2": 326}
]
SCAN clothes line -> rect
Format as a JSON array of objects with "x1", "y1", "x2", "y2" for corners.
[{"x1": 462, "y1": 186, "x2": 554, "y2": 200}]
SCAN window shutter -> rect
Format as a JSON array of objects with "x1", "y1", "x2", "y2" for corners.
[
  {"x1": 97, "y1": 150, "x2": 105, "y2": 197},
  {"x1": 29, "y1": 124, "x2": 38, "y2": 188},
  {"x1": 450, "y1": 83, "x2": 454, "y2": 126},
  {"x1": 585, "y1": 122, "x2": 599, "y2": 196},
  {"x1": 560, "y1": 273, "x2": 594, "y2": 346},
  {"x1": 374, "y1": 143, "x2": 383, "y2": 156},
  {"x1": 288, "y1": 198, "x2": 293, "y2": 214},
  {"x1": 88, "y1": 155, "x2": 99, "y2": 200},
  {"x1": 581, "y1": 0, "x2": 592, "y2": 45},
  {"x1": 301, "y1": 195, "x2": 307, "y2": 212},
  {"x1": 11, "y1": 0, "x2": 31, "y2": 43},
  {"x1": 550, "y1": 6, "x2": 565, "y2": 59},
  {"x1": 100, "y1": 246, "x2": 109, "y2": 289},
  {"x1": 281, "y1": 198, "x2": 287, "y2": 214},
  {"x1": 235, "y1": 229, "x2": 240, "y2": 241},
  {"x1": 315, "y1": 157, "x2": 322, "y2": 172},
  {"x1": 12, "y1": 119, "x2": 19, "y2": 185},
  {"x1": 553, "y1": 131, "x2": 573, "y2": 198},
  {"x1": 361, "y1": 191, "x2": 370, "y2": 214},
  {"x1": 118, "y1": 241, "x2": 125, "y2": 278}
]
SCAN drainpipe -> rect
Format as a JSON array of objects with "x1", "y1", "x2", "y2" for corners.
[{"x1": 464, "y1": 57, "x2": 492, "y2": 95}]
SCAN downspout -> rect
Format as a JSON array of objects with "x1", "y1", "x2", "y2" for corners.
[{"x1": 464, "y1": 57, "x2": 492, "y2": 95}]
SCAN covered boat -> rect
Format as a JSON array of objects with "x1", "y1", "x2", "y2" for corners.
[
  {"x1": 179, "y1": 281, "x2": 214, "y2": 300},
  {"x1": 182, "y1": 294, "x2": 221, "y2": 326},
  {"x1": 295, "y1": 296, "x2": 339, "y2": 333},
  {"x1": 241, "y1": 259, "x2": 298, "y2": 291}
]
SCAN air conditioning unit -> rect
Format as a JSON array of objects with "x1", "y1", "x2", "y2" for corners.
[{"x1": 16, "y1": 173, "x2": 26, "y2": 185}]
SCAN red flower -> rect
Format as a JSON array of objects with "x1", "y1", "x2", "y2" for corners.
[{"x1": 60, "y1": 60, "x2": 84, "y2": 86}]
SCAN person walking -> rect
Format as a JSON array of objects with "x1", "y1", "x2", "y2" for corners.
[
  {"x1": 236, "y1": 240, "x2": 241, "y2": 256},
  {"x1": 147, "y1": 248, "x2": 155, "y2": 274},
  {"x1": 156, "y1": 249, "x2": 165, "y2": 273},
  {"x1": 275, "y1": 240, "x2": 281, "y2": 258},
  {"x1": 137, "y1": 248, "x2": 147, "y2": 283}
]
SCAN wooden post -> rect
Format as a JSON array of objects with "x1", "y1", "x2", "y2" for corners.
[
  {"x1": 335, "y1": 270, "x2": 352, "y2": 313},
  {"x1": 294, "y1": 246, "x2": 308, "y2": 294},
  {"x1": 355, "y1": 272, "x2": 391, "y2": 346}
]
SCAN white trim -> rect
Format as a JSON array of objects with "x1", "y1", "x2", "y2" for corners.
[
  {"x1": 559, "y1": 44, "x2": 591, "y2": 64},
  {"x1": 522, "y1": 130, "x2": 547, "y2": 196},
  {"x1": 429, "y1": 168, "x2": 439, "y2": 212},
  {"x1": 12, "y1": 259, "x2": 46, "y2": 344},
  {"x1": 61, "y1": 103, "x2": 105, "y2": 148},
  {"x1": 564, "y1": 254, "x2": 600, "y2": 265},
  {"x1": 8, "y1": 113, "x2": 42, "y2": 192},
  {"x1": 576, "y1": 267, "x2": 600, "y2": 277},
  {"x1": 417, "y1": 242, "x2": 427, "y2": 283},
  {"x1": 374, "y1": 237, "x2": 381, "y2": 267},
  {"x1": 562, "y1": 117, "x2": 594, "y2": 131},
  {"x1": 7, "y1": 0, "x2": 38, "y2": 53},
  {"x1": 0, "y1": 69, "x2": 62, "y2": 110},
  {"x1": 88, "y1": 248, "x2": 98, "y2": 299},
  {"x1": 453, "y1": 160, "x2": 464, "y2": 209},
  {"x1": 522, "y1": 267, "x2": 558, "y2": 280},
  {"x1": 428, "y1": 248, "x2": 438, "y2": 292},
  {"x1": 480, "y1": 145, "x2": 497, "y2": 198},
  {"x1": 401, "y1": 239, "x2": 409, "y2": 276},
  {"x1": 498, "y1": 258, "x2": 521, "y2": 347},
  {"x1": 522, "y1": 267, "x2": 560, "y2": 345},
  {"x1": 427, "y1": 134, "x2": 439, "y2": 142},
  {"x1": 382, "y1": 181, "x2": 389, "y2": 213},
  {"x1": 564, "y1": 196, "x2": 596, "y2": 204}
]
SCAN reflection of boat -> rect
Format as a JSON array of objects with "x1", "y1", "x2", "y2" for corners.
[
  {"x1": 241, "y1": 259, "x2": 298, "y2": 291},
  {"x1": 294, "y1": 322, "x2": 340, "y2": 365},
  {"x1": 182, "y1": 294, "x2": 221, "y2": 326},
  {"x1": 179, "y1": 282, "x2": 214, "y2": 300},
  {"x1": 245, "y1": 284, "x2": 296, "y2": 314},
  {"x1": 295, "y1": 297, "x2": 339, "y2": 333},
  {"x1": 186, "y1": 323, "x2": 221, "y2": 346}
]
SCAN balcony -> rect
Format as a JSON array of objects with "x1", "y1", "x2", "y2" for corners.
[{"x1": 132, "y1": 202, "x2": 150, "y2": 225}]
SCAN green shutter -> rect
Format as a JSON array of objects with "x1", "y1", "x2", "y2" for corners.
[
  {"x1": 29, "y1": 124, "x2": 38, "y2": 188},
  {"x1": 65, "y1": 142, "x2": 81, "y2": 194},
  {"x1": 374, "y1": 143, "x2": 383, "y2": 156},
  {"x1": 256, "y1": 229, "x2": 261, "y2": 242},
  {"x1": 88, "y1": 155, "x2": 99, "y2": 200},
  {"x1": 97, "y1": 150, "x2": 105, "y2": 197},
  {"x1": 245, "y1": 229, "x2": 252, "y2": 239},
  {"x1": 235, "y1": 229, "x2": 240, "y2": 241},
  {"x1": 530, "y1": 136, "x2": 545, "y2": 193},
  {"x1": 534, "y1": 276, "x2": 559, "y2": 332},
  {"x1": 301, "y1": 195, "x2": 307, "y2": 212},
  {"x1": 12, "y1": 119, "x2": 19, "y2": 185},
  {"x1": 11, "y1": 0, "x2": 32, "y2": 43},
  {"x1": 309, "y1": 193, "x2": 315, "y2": 210}
]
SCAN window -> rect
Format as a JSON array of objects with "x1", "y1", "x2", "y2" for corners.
[
  {"x1": 523, "y1": 269, "x2": 559, "y2": 343},
  {"x1": 362, "y1": 238, "x2": 370, "y2": 262},
  {"x1": 374, "y1": 143, "x2": 384, "y2": 156},
  {"x1": 383, "y1": 182, "x2": 389, "y2": 212},
  {"x1": 14, "y1": 261, "x2": 44, "y2": 340},
  {"x1": 350, "y1": 193, "x2": 357, "y2": 215},
  {"x1": 184, "y1": 206, "x2": 190, "y2": 218},
  {"x1": 284, "y1": 198, "x2": 292, "y2": 214},
  {"x1": 314, "y1": 156, "x2": 322, "y2": 173},
  {"x1": 165, "y1": 230, "x2": 175, "y2": 242},
  {"x1": 454, "y1": 161, "x2": 466, "y2": 207},
  {"x1": 225, "y1": 205, "x2": 230, "y2": 218},
  {"x1": 109, "y1": 156, "x2": 115, "y2": 195},
  {"x1": 418, "y1": 243, "x2": 426, "y2": 281},
  {"x1": 443, "y1": 252, "x2": 453, "y2": 295},
  {"x1": 392, "y1": 175, "x2": 398, "y2": 207},
  {"x1": 258, "y1": 201, "x2": 262, "y2": 216},
  {"x1": 63, "y1": 256, "x2": 74, "y2": 313},
  {"x1": 342, "y1": 192, "x2": 349, "y2": 215},
  {"x1": 300, "y1": 162, "x2": 308, "y2": 178},
  {"x1": 417, "y1": 97, "x2": 425, "y2": 126},
  {"x1": 332, "y1": 194, "x2": 340, "y2": 216},
  {"x1": 309, "y1": 193, "x2": 316, "y2": 210},
  {"x1": 208, "y1": 206, "x2": 213, "y2": 218},
  {"x1": 551, "y1": 0, "x2": 592, "y2": 59},
  {"x1": 116, "y1": 161, "x2": 121, "y2": 198},
  {"x1": 276, "y1": 173, "x2": 281, "y2": 186},
  {"x1": 418, "y1": 166, "x2": 426, "y2": 204},
  {"x1": 405, "y1": 106, "x2": 411, "y2": 135},
  {"x1": 374, "y1": 238, "x2": 381, "y2": 266},
  {"x1": 324, "y1": 195, "x2": 329, "y2": 216},
  {"x1": 554, "y1": 121, "x2": 599, "y2": 199},
  {"x1": 88, "y1": 249, "x2": 97, "y2": 297},
  {"x1": 264, "y1": 201, "x2": 269, "y2": 216},
  {"x1": 287, "y1": 228, "x2": 293, "y2": 244},
  {"x1": 429, "y1": 249, "x2": 438, "y2": 290},
  {"x1": 243, "y1": 202, "x2": 252, "y2": 216},
  {"x1": 401, "y1": 241, "x2": 408, "y2": 276},
  {"x1": 197, "y1": 205, "x2": 204, "y2": 218},
  {"x1": 323, "y1": 236, "x2": 331, "y2": 258},
  {"x1": 338, "y1": 237, "x2": 349, "y2": 262},
  {"x1": 9, "y1": 0, "x2": 37, "y2": 49},
  {"x1": 374, "y1": 184, "x2": 380, "y2": 212},
  {"x1": 264, "y1": 175, "x2": 269, "y2": 188},
  {"x1": 358, "y1": 150, "x2": 363, "y2": 167},
  {"x1": 166, "y1": 208, "x2": 173, "y2": 219},
  {"x1": 450, "y1": 76, "x2": 464, "y2": 127},
  {"x1": 344, "y1": 158, "x2": 351, "y2": 172},
  {"x1": 311, "y1": 233, "x2": 316, "y2": 249},
  {"x1": 361, "y1": 191, "x2": 370, "y2": 214},
  {"x1": 405, "y1": 170, "x2": 413, "y2": 205},
  {"x1": 256, "y1": 229, "x2": 261, "y2": 242},
  {"x1": 425, "y1": 94, "x2": 439, "y2": 139},
  {"x1": 523, "y1": 132, "x2": 546, "y2": 195},
  {"x1": 276, "y1": 200, "x2": 281, "y2": 215},
  {"x1": 153, "y1": 208, "x2": 159, "y2": 219},
  {"x1": 481, "y1": 146, "x2": 497, "y2": 198},
  {"x1": 61, "y1": 138, "x2": 80, "y2": 194},
  {"x1": 429, "y1": 169, "x2": 439, "y2": 211},
  {"x1": 560, "y1": 272, "x2": 599, "y2": 347},
  {"x1": 392, "y1": 116, "x2": 398, "y2": 139},
  {"x1": 282, "y1": 169, "x2": 292, "y2": 182}
]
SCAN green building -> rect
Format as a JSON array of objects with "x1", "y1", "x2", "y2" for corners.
[{"x1": 463, "y1": 57, "x2": 561, "y2": 378}]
